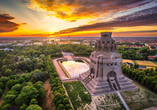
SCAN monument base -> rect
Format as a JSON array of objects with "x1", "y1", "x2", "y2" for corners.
[{"x1": 79, "y1": 71, "x2": 137, "y2": 96}]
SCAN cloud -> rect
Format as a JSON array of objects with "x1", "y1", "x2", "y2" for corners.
[
  {"x1": 0, "y1": 14, "x2": 18, "y2": 32},
  {"x1": 26, "y1": 0, "x2": 153, "y2": 22},
  {"x1": 0, "y1": 13, "x2": 27, "y2": 33},
  {"x1": 114, "y1": 30, "x2": 157, "y2": 33},
  {"x1": 52, "y1": 6, "x2": 157, "y2": 35}
]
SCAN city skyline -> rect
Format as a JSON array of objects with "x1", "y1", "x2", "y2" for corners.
[{"x1": 0, "y1": 0, "x2": 157, "y2": 37}]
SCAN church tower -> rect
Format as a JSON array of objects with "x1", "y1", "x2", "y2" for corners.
[{"x1": 79, "y1": 32, "x2": 136, "y2": 95}]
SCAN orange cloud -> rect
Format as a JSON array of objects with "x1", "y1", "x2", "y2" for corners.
[
  {"x1": 52, "y1": 6, "x2": 157, "y2": 35},
  {"x1": 0, "y1": 13, "x2": 27, "y2": 33},
  {"x1": 26, "y1": 0, "x2": 153, "y2": 22}
]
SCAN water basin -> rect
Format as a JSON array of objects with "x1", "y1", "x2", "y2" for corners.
[{"x1": 62, "y1": 60, "x2": 89, "y2": 77}]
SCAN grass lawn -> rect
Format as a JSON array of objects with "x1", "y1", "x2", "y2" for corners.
[
  {"x1": 146, "y1": 66, "x2": 155, "y2": 69},
  {"x1": 57, "y1": 60, "x2": 69, "y2": 78},
  {"x1": 87, "y1": 93, "x2": 125, "y2": 110},
  {"x1": 64, "y1": 81, "x2": 92, "y2": 110},
  {"x1": 153, "y1": 62, "x2": 157, "y2": 66},
  {"x1": 122, "y1": 59, "x2": 134, "y2": 64},
  {"x1": 120, "y1": 88, "x2": 157, "y2": 110},
  {"x1": 136, "y1": 60, "x2": 157, "y2": 67},
  {"x1": 132, "y1": 82, "x2": 150, "y2": 93}
]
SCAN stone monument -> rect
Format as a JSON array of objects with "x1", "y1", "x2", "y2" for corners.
[{"x1": 79, "y1": 32, "x2": 136, "y2": 95}]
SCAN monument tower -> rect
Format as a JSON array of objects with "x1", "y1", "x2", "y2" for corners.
[{"x1": 79, "y1": 32, "x2": 136, "y2": 95}]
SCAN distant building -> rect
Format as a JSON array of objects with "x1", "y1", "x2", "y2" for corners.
[
  {"x1": 34, "y1": 42, "x2": 43, "y2": 45},
  {"x1": 92, "y1": 45, "x2": 95, "y2": 48},
  {"x1": 24, "y1": 40, "x2": 31, "y2": 43},
  {"x1": 0, "y1": 43, "x2": 12, "y2": 46},
  {"x1": 55, "y1": 38, "x2": 60, "y2": 42},
  {"x1": 83, "y1": 42, "x2": 90, "y2": 46},
  {"x1": 139, "y1": 66, "x2": 147, "y2": 70},
  {"x1": 148, "y1": 54, "x2": 157, "y2": 59},
  {"x1": 125, "y1": 62, "x2": 133, "y2": 67},
  {"x1": 58, "y1": 41, "x2": 71, "y2": 45},
  {"x1": 16, "y1": 43, "x2": 25, "y2": 46},
  {"x1": 46, "y1": 42, "x2": 52, "y2": 44},
  {"x1": 68, "y1": 35, "x2": 70, "y2": 41},
  {"x1": 3, "y1": 48, "x2": 13, "y2": 51},
  {"x1": 136, "y1": 51, "x2": 140, "y2": 54},
  {"x1": 71, "y1": 42, "x2": 80, "y2": 44}
]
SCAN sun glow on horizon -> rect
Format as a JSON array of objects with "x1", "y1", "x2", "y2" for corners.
[{"x1": 0, "y1": 0, "x2": 157, "y2": 37}]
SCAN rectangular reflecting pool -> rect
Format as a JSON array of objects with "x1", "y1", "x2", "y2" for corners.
[{"x1": 62, "y1": 60, "x2": 89, "y2": 77}]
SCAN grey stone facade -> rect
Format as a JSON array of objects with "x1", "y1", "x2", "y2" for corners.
[{"x1": 79, "y1": 32, "x2": 136, "y2": 95}]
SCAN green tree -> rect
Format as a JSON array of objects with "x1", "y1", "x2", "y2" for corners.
[
  {"x1": 134, "y1": 73, "x2": 140, "y2": 80},
  {"x1": 15, "y1": 56, "x2": 19, "y2": 62},
  {"x1": 35, "y1": 63, "x2": 45, "y2": 70},
  {"x1": 26, "y1": 105, "x2": 42, "y2": 110},
  {"x1": 11, "y1": 74, "x2": 20, "y2": 80},
  {"x1": 65, "y1": 104, "x2": 72, "y2": 110},
  {"x1": 0, "y1": 82, "x2": 5, "y2": 89},
  {"x1": 52, "y1": 92, "x2": 63, "y2": 104},
  {"x1": 11, "y1": 84, "x2": 22, "y2": 91},
  {"x1": 63, "y1": 98, "x2": 70, "y2": 105},
  {"x1": 0, "y1": 59, "x2": 3, "y2": 68},
  {"x1": 15, "y1": 86, "x2": 39, "y2": 106},
  {"x1": 20, "y1": 104, "x2": 27, "y2": 110},
  {"x1": 0, "y1": 77, "x2": 10, "y2": 85},
  {"x1": 150, "y1": 81, "x2": 157, "y2": 90},
  {"x1": 32, "y1": 58, "x2": 38, "y2": 63},
  {"x1": 141, "y1": 76, "x2": 148, "y2": 85},
  {"x1": 30, "y1": 98, "x2": 38, "y2": 105},
  {"x1": 0, "y1": 88, "x2": 3, "y2": 96},
  {"x1": 18, "y1": 61, "x2": 29, "y2": 71},
  {"x1": 39, "y1": 54, "x2": 45, "y2": 60},
  {"x1": 2, "y1": 65, "x2": 9, "y2": 73},
  {"x1": 3, "y1": 95, "x2": 16, "y2": 102},
  {"x1": 57, "y1": 104, "x2": 64, "y2": 110},
  {"x1": 154, "y1": 84, "x2": 157, "y2": 91},
  {"x1": 25, "y1": 58, "x2": 31, "y2": 64},
  {"x1": 38, "y1": 87, "x2": 45, "y2": 105},
  {"x1": 3, "y1": 59, "x2": 8, "y2": 65},
  {"x1": 7, "y1": 54, "x2": 13, "y2": 59},
  {"x1": 5, "y1": 69, "x2": 13, "y2": 77},
  {"x1": 16, "y1": 78, "x2": 25, "y2": 84},
  {"x1": 1, "y1": 104, "x2": 10, "y2": 110},
  {"x1": 20, "y1": 55, "x2": 24, "y2": 61},
  {"x1": 138, "y1": 75, "x2": 144, "y2": 83},
  {"x1": 6, "y1": 80, "x2": 16, "y2": 90}
]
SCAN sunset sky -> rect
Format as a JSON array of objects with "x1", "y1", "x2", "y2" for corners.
[{"x1": 0, "y1": 0, "x2": 157, "y2": 37}]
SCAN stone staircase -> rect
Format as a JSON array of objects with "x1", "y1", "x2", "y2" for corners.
[
  {"x1": 80, "y1": 73, "x2": 136, "y2": 95},
  {"x1": 117, "y1": 77, "x2": 136, "y2": 89}
]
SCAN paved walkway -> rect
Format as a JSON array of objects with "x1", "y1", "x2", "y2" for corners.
[
  {"x1": 75, "y1": 57, "x2": 90, "y2": 62},
  {"x1": 64, "y1": 55, "x2": 73, "y2": 61},
  {"x1": 53, "y1": 58, "x2": 69, "y2": 80},
  {"x1": 117, "y1": 91, "x2": 130, "y2": 110}
]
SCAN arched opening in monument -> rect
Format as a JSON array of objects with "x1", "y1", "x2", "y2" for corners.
[
  {"x1": 90, "y1": 68, "x2": 95, "y2": 77},
  {"x1": 107, "y1": 71, "x2": 119, "y2": 90}
]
